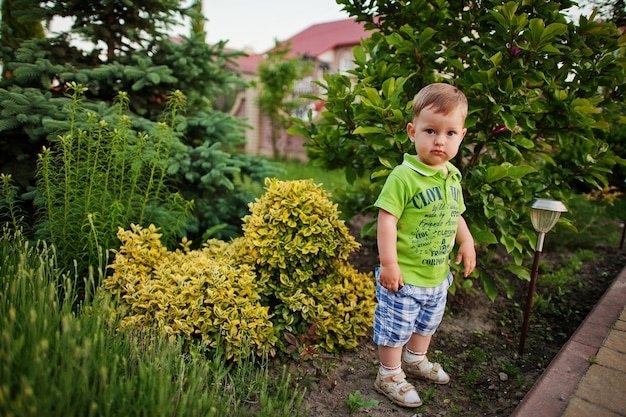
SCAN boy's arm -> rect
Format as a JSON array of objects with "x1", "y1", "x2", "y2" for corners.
[
  {"x1": 377, "y1": 208, "x2": 404, "y2": 292},
  {"x1": 455, "y1": 215, "x2": 476, "y2": 277}
]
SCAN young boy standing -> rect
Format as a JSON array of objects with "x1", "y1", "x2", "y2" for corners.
[{"x1": 373, "y1": 83, "x2": 476, "y2": 408}]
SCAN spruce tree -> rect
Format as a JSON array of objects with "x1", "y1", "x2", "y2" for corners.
[{"x1": 0, "y1": 0, "x2": 276, "y2": 252}]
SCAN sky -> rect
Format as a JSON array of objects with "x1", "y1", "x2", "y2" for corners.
[
  {"x1": 193, "y1": 1, "x2": 596, "y2": 53},
  {"x1": 48, "y1": 0, "x2": 352, "y2": 54},
  {"x1": 197, "y1": 0, "x2": 352, "y2": 53},
  {"x1": 48, "y1": 1, "x2": 595, "y2": 54}
]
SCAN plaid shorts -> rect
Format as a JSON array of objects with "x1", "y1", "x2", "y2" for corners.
[{"x1": 373, "y1": 268, "x2": 453, "y2": 347}]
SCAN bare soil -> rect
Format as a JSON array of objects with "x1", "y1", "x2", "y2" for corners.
[{"x1": 300, "y1": 226, "x2": 626, "y2": 417}]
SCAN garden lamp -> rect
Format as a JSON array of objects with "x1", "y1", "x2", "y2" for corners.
[{"x1": 519, "y1": 198, "x2": 568, "y2": 354}]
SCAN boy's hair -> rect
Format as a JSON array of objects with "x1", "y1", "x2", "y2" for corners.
[{"x1": 411, "y1": 83, "x2": 468, "y2": 119}]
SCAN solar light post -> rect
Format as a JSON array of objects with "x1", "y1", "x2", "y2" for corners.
[{"x1": 519, "y1": 198, "x2": 568, "y2": 355}]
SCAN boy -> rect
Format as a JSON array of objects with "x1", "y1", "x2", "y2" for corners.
[{"x1": 373, "y1": 83, "x2": 476, "y2": 408}]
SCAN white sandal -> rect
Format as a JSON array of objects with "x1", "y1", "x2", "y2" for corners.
[
  {"x1": 374, "y1": 370, "x2": 423, "y2": 408},
  {"x1": 402, "y1": 355, "x2": 450, "y2": 384}
]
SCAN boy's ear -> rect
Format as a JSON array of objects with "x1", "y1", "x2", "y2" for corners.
[
  {"x1": 461, "y1": 127, "x2": 467, "y2": 139},
  {"x1": 407, "y1": 122, "x2": 415, "y2": 141}
]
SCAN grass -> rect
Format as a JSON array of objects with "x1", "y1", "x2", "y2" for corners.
[
  {"x1": 545, "y1": 191, "x2": 625, "y2": 252},
  {"x1": 274, "y1": 159, "x2": 348, "y2": 193},
  {"x1": 0, "y1": 227, "x2": 306, "y2": 417},
  {"x1": 240, "y1": 158, "x2": 349, "y2": 199}
]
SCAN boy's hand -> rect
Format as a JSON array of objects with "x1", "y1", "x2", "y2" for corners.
[
  {"x1": 379, "y1": 263, "x2": 404, "y2": 292},
  {"x1": 455, "y1": 240, "x2": 477, "y2": 277}
]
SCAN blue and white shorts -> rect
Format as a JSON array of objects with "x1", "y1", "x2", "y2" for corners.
[{"x1": 373, "y1": 268, "x2": 453, "y2": 347}]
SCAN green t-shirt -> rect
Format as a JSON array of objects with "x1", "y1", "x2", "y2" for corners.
[{"x1": 374, "y1": 154, "x2": 466, "y2": 287}]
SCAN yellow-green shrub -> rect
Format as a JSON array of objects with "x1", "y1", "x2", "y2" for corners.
[
  {"x1": 243, "y1": 178, "x2": 359, "y2": 273},
  {"x1": 107, "y1": 179, "x2": 377, "y2": 358},
  {"x1": 105, "y1": 224, "x2": 277, "y2": 361},
  {"x1": 307, "y1": 260, "x2": 375, "y2": 352},
  {"x1": 240, "y1": 178, "x2": 376, "y2": 352}
]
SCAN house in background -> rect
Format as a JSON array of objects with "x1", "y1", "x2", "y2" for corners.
[{"x1": 227, "y1": 18, "x2": 371, "y2": 160}]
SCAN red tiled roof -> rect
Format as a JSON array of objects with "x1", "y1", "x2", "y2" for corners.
[
  {"x1": 276, "y1": 18, "x2": 370, "y2": 58},
  {"x1": 230, "y1": 51, "x2": 264, "y2": 74}
]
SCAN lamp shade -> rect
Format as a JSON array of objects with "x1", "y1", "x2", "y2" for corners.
[{"x1": 529, "y1": 198, "x2": 568, "y2": 233}]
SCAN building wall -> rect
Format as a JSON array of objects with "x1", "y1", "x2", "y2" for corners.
[{"x1": 233, "y1": 44, "x2": 361, "y2": 161}]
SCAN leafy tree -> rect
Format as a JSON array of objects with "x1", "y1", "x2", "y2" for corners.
[
  {"x1": 258, "y1": 42, "x2": 314, "y2": 159},
  {"x1": 585, "y1": 0, "x2": 626, "y2": 187},
  {"x1": 0, "y1": 0, "x2": 277, "y2": 249},
  {"x1": 291, "y1": 0, "x2": 626, "y2": 299}
]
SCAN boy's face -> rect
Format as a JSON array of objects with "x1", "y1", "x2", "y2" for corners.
[{"x1": 407, "y1": 104, "x2": 467, "y2": 170}]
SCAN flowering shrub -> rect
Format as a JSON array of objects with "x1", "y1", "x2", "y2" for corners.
[{"x1": 293, "y1": 0, "x2": 626, "y2": 300}]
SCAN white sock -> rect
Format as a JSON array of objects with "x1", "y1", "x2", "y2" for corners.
[
  {"x1": 379, "y1": 363, "x2": 402, "y2": 376},
  {"x1": 404, "y1": 347, "x2": 426, "y2": 364}
]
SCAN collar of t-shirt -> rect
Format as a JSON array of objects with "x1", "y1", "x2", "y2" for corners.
[{"x1": 401, "y1": 154, "x2": 460, "y2": 180}]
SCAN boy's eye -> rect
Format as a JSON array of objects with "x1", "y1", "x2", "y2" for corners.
[
  {"x1": 426, "y1": 129, "x2": 435, "y2": 134},
  {"x1": 447, "y1": 131, "x2": 456, "y2": 136}
]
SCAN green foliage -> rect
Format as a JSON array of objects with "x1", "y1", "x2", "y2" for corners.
[
  {"x1": 1, "y1": 0, "x2": 45, "y2": 43},
  {"x1": 284, "y1": 322, "x2": 338, "y2": 387},
  {"x1": 291, "y1": 0, "x2": 626, "y2": 300},
  {"x1": 545, "y1": 188, "x2": 625, "y2": 251},
  {"x1": 0, "y1": 228, "x2": 306, "y2": 417},
  {"x1": 31, "y1": 84, "x2": 193, "y2": 276},
  {"x1": 542, "y1": 249, "x2": 594, "y2": 290},
  {"x1": 531, "y1": 248, "x2": 597, "y2": 317},
  {"x1": 243, "y1": 178, "x2": 359, "y2": 272},
  {"x1": 344, "y1": 390, "x2": 379, "y2": 413},
  {"x1": 171, "y1": 142, "x2": 283, "y2": 241},
  {"x1": 107, "y1": 179, "x2": 376, "y2": 357},
  {"x1": 0, "y1": 2, "x2": 276, "y2": 244},
  {"x1": 239, "y1": 178, "x2": 377, "y2": 352},
  {"x1": 43, "y1": 0, "x2": 189, "y2": 61},
  {"x1": 0, "y1": 173, "x2": 24, "y2": 230}
]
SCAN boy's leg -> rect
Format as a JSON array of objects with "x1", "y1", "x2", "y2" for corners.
[
  {"x1": 402, "y1": 274, "x2": 453, "y2": 384},
  {"x1": 403, "y1": 333, "x2": 450, "y2": 384},
  {"x1": 373, "y1": 268, "x2": 423, "y2": 407},
  {"x1": 378, "y1": 345, "x2": 403, "y2": 368},
  {"x1": 375, "y1": 345, "x2": 422, "y2": 408},
  {"x1": 406, "y1": 333, "x2": 432, "y2": 353}
]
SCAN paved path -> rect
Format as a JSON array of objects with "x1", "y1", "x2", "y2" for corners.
[{"x1": 511, "y1": 262, "x2": 626, "y2": 417}]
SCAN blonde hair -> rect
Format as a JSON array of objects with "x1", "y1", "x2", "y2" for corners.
[{"x1": 411, "y1": 83, "x2": 468, "y2": 120}]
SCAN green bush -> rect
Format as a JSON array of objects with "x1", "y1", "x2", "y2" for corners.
[
  {"x1": 1, "y1": 9, "x2": 280, "y2": 246},
  {"x1": 243, "y1": 178, "x2": 359, "y2": 273},
  {"x1": 30, "y1": 84, "x2": 193, "y2": 279},
  {"x1": 291, "y1": 0, "x2": 626, "y2": 300}
]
